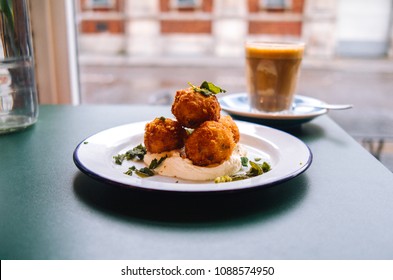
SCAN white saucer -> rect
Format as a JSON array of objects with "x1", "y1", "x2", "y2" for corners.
[{"x1": 219, "y1": 93, "x2": 328, "y2": 128}]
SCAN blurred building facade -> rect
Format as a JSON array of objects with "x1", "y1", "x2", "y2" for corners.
[{"x1": 75, "y1": 0, "x2": 393, "y2": 59}]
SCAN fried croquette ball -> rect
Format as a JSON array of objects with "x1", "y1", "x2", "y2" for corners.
[
  {"x1": 144, "y1": 117, "x2": 187, "y2": 153},
  {"x1": 171, "y1": 87, "x2": 221, "y2": 128},
  {"x1": 185, "y1": 121, "x2": 235, "y2": 166},
  {"x1": 219, "y1": 115, "x2": 240, "y2": 143}
]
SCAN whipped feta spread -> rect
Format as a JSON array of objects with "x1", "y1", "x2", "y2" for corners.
[{"x1": 143, "y1": 144, "x2": 247, "y2": 181}]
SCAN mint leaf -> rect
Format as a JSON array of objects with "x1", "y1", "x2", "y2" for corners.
[
  {"x1": 113, "y1": 144, "x2": 147, "y2": 165},
  {"x1": 148, "y1": 156, "x2": 167, "y2": 169},
  {"x1": 200, "y1": 81, "x2": 226, "y2": 95},
  {"x1": 136, "y1": 167, "x2": 155, "y2": 177},
  {"x1": 188, "y1": 81, "x2": 226, "y2": 97},
  {"x1": 241, "y1": 156, "x2": 249, "y2": 167}
]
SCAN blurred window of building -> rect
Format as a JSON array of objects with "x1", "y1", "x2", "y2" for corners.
[
  {"x1": 78, "y1": 0, "x2": 125, "y2": 35},
  {"x1": 95, "y1": 22, "x2": 109, "y2": 32},
  {"x1": 249, "y1": 0, "x2": 297, "y2": 13},
  {"x1": 260, "y1": 0, "x2": 290, "y2": 11},
  {"x1": 172, "y1": 0, "x2": 201, "y2": 10},
  {"x1": 87, "y1": 0, "x2": 115, "y2": 9},
  {"x1": 159, "y1": 0, "x2": 212, "y2": 35},
  {"x1": 248, "y1": 0, "x2": 304, "y2": 38}
]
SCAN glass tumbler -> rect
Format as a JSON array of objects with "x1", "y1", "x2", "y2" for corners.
[
  {"x1": 0, "y1": 0, "x2": 38, "y2": 134},
  {"x1": 245, "y1": 41, "x2": 305, "y2": 113}
]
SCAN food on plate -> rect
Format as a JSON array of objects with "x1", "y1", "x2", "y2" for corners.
[
  {"x1": 214, "y1": 159, "x2": 271, "y2": 183},
  {"x1": 116, "y1": 143, "x2": 270, "y2": 182},
  {"x1": 171, "y1": 86, "x2": 221, "y2": 128},
  {"x1": 113, "y1": 81, "x2": 271, "y2": 183},
  {"x1": 185, "y1": 121, "x2": 235, "y2": 166},
  {"x1": 219, "y1": 115, "x2": 240, "y2": 143},
  {"x1": 113, "y1": 144, "x2": 146, "y2": 165},
  {"x1": 143, "y1": 144, "x2": 246, "y2": 181},
  {"x1": 144, "y1": 117, "x2": 187, "y2": 153}
]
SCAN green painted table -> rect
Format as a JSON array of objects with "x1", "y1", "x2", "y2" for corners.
[{"x1": 1, "y1": 105, "x2": 393, "y2": 259}]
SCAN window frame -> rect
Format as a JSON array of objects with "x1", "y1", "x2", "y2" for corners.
[{"x1": 30, "y1": 0, "x2": 79, "y2": 104}]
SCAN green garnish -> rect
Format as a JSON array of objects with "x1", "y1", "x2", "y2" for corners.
[
  {"x1": 113, "y1": 144, "x2": 147, "y2": 165},
  {"x1": 115, "y1": 143, "x2": 167, "y2": 178},
  {"x1": 247, "y1": 161, "x2": 263, "y2": 177},
  {"x1": 214, "y1": 174, "x2": 250, "y2": 183},
  {"x1": 214, "y1": 175, "x2": 233, "y2": 183},
  {"x1": 188, "y1": 81, "x2": 226, "y2": 97},
  {"x1": 126, "y1": 144, "x2": 147, "y2": 160},
  {"x1": 148, "y1": 156, "x2": 167, "y2": 169},
  {"x1": 254, "y1": 157, "x2": 262, "y2": 162},
  {"x1": 246, "y1": 161, "x2": 271, "y2": 177},
  {"x1": 113, "y1": 154, "x2": 126, "y2": 165},
  {"x1": 261, "y1": 161, "x2": 271, "y2": 172},
  {"x1": 185, "y1": 128, "x2": 194, "y2": 135},
  {"x1": 135, "y1": 167, "x2": 155, "y2": 178},
  {"x1": 200, "y1": 81, "x2": 226, "y2": 94},
  {"x1": 124, "y1": 166, "x2": 136, "y2": 176},
  {"x1": 123, "y1": 156, "x2": 167, "y2": 178},
  {"x1": 159, "y1": 116, "x2": 166, "y2": 122},
  {"x1": 241, "y1": 156, "x2": 249, "y2": 167},
  {"x1": 215, "y1": 161, "x2": 271, "y2": 184}
]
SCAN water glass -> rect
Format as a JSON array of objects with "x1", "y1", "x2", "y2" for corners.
[{"x1": 0, "y1": 0, "x2": 38, "y2": 134}]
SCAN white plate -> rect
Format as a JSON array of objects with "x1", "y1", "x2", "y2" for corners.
[
  {"x1": 73, "y1": 121, "x2": 312, "y2": 193},
  {"x1": 219, "y1": 93, "x2": 328, "y2": 128}
]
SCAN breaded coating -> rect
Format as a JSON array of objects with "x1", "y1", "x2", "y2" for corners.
[
  {"x1": 219, "y1": 115, "x2": 240, "y2": 143},
  {"x1": 144, "y1": 117, "x2": 187, "y2": 153},
  {"x1": 185, "y1": 121, "x2": 235, "y2": 166},
  {"x1": 171, "y1": 87, "x2": 221, "y2": 128}
]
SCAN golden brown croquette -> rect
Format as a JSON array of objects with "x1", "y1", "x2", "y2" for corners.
[
  {"x1": 171, "y1": 87, "x2": 221, "y2": 128},
  {"x1": 144, "y1": 117, "x2": 187, "y2": 153},
  {"x1": 185, "y1": 121, "x2": 235, "y2": 166},
  {"x1": 219, "y1": 115, "x2": 240, "y2": 143}
]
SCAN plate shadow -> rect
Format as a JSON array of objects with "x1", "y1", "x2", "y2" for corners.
[{"x1": 73, "y1": 171, "x2": 309, "y2": 227}]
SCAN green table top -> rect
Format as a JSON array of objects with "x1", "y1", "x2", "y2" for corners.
[{"x1": 1, "y1": 105, "x2": 393, "y2": 260}]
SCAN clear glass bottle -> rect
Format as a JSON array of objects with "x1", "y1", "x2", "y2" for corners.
[{"x1": 0, "y1": 0, "x2": 38, "y2": 134}]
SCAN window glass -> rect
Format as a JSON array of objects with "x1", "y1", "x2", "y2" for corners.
[
  {"x1": 89, "y1": 0, "x2": 114, "y2": 8},
  {"x1": 95, "y1": 22, "x2": 109, "y2": 32},
  {"x1": 176, "y1": 0, "x2": 198, "y2": 7},
  {"x1": 260, "y1": 0, "x2": 289, "y2": 10}
]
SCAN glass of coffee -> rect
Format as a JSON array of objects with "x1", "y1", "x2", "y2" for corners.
[{"x1": 245, "y1": 41, "x2": 305, "y2": 113}]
